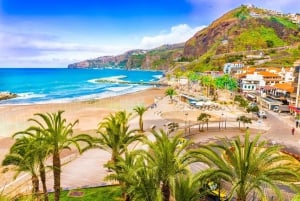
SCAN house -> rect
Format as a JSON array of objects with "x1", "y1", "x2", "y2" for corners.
[
  {"x1": 240, "y1": 72, "x2": 265, "y2": 93},
  {"x1": 290, "y1": 61, "x2": 300, "y2": 109},
  {"x1": 223, "y1": 62, "x2": 244, "y2": 74},
  {"x1": 264, "y1": 82, "x2": 293, "y2": 103}
]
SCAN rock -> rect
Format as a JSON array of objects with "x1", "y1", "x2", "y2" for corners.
[{"x1": 0, "y1": 92, "x2": 17, "y2": 101}]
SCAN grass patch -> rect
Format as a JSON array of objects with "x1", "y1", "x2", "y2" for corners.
[
  {"x1": 270, "y1": 16, "x2": 299, "y2": 30},
  {"x1": 233, "y1": 26, "x2": 285, "y2": 51},
  {"x1": 48, "y1": 185, "x2": 121, "y2": 201}
]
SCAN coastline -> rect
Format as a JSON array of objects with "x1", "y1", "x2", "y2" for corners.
[{"x1": 0, "y1": 86, "x2": 167, "y2": 138}]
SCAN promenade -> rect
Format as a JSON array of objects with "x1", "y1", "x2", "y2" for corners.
[{"x1": 45, "y1": 95, "x2": 274, "y2": 191}]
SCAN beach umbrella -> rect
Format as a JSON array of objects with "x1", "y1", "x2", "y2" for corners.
[
  {"x1": 204, "y1": 101, "x2": 212, "y2": 106},
  {"x1": 196, "y1": 102, "x2": 204, "y2": 106},
  {"x1": 189, "y1": 101, "x2": 197, "y2": 105}
]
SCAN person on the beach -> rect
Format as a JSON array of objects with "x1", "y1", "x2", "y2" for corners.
[{"x1": 292, "y1": 127, "x2": 295, "y2": 135}]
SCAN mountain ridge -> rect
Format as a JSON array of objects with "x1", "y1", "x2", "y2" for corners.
[{"x1": 68, "y1": 5, "x2": 300, "y2": 71}]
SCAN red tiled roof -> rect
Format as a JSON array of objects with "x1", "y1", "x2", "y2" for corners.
[
  {"x1": 273, "y1": 83, "x2": 294, "y2": 93},
  {"x1": 258, "y1": 71, "x2": 280, "y2": 77}
]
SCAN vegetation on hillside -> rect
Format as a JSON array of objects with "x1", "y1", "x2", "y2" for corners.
[
  {"x1": 234, "y1": 5, "x2": 250, "y2": 20},
  {"x1": 271, "y1": 16, "x2": 299, "y2": 30},
  {"x1": 233, "y1": 26, "x2": 285, "y2": 51},
  {"x1": 262, "y1": 45, "x2": 300, "y2": 67},
  {"x1": 127, "y1": 54, "x2": 145, "y2": 68}
]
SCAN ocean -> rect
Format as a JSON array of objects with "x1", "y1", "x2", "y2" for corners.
[{"x1": 0, "y1": 68, "x2": 163, "y2": 105}]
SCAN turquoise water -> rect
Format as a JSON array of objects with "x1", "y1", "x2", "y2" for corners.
[{"x1": 0, "y1": 68, "x2": 163, "y2": 105}]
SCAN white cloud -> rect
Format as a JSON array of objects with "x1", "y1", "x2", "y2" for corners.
[
  {"x1": 0, "y1": 31, "x2": 126, "y2": 53},
  {"x1": 139, "y1": 24, "x2": 206, "y2": 49},
  {"x1": 0, "y1": 24, "x2": 206, "y2": 67},
  {"x1": 0, "y1": 30, "x2": 131, "y2": 67}
]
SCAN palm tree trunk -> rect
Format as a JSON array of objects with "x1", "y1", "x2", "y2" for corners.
[
  {"x1": 31, "y1": 174, "x2": 39, "y2": 196},
  {"x1": 139, "y1": 116, "x2": 143, "y2": 132},
  {"x1": 162, "y1": 182, "x2": 171, "y2": 201},
  {"x1": 53, "y1": 151, "x2": 61, "y2": 201},
  {"x1": 39, "y1": 162, "x2": 48, "y2": 201}
]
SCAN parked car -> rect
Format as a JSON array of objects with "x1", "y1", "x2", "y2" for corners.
[
  {"x1": 257, "y1": 110, "x2": 267, "y2": 118},
  {"x1": 204, "y1": 181, "x2": 229, "y2": 201},
  {"x1": 273, "y1": 106, "x2": 279, "y2": 112},
  {"x1": 248, "y1": 102, "x2": 257, "y2": 108}
]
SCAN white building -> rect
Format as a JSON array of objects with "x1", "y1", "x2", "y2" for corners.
[
  {"x1": 223, "y1": 62, "x2": 244, "y2": 74},
  {"x1": 281, "y1": 67, "x2": 294, "y2": 83},
  {"x1": 241, "y1": 72, "x2": 266, "y2": 92}
]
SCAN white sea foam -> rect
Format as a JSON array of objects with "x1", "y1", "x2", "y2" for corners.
[
  {"x1": 15, "y1": 92, "x2": 46, "y2": 99},
  {"x1": 153, "y1": 75, "x2": 163, "y2": 79},
  {"x1": 0, "y1": 85, "x2": 153, "y2": 106},
  {"x1": 69, "y1": 85, "x2": 151, "y2": 103},
  {"x1": 89, "y1": 75, "x2": 128, "y2": 83}
]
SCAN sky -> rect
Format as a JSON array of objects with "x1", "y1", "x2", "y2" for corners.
[{"x1": 0, "y1": 0, "x2": 299, "y2": 68}]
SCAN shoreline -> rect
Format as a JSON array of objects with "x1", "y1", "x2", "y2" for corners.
[{"x1": 0, "y1": 86, "x2": 167, "y2": 138}]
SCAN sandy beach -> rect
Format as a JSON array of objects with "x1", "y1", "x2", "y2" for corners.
[
  {"x1": 0, "y1": 87, "x2": 166, "y2": 137},
  {"x1": 0, "y1": 87, "x2": 166, "y2": 184}
]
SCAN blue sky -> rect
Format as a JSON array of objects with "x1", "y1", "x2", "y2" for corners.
[{"x1": 0, "y1": 0, "x2": 299, "y2": 67}]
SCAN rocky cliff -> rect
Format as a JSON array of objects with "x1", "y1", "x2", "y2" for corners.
[{"x1": 68, "y1": 44, "x2": 184, "y2": 70}]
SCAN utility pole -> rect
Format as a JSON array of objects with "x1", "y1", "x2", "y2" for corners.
[{"x1": 185, "y1": 112, "x2": 188, "y2": 136}]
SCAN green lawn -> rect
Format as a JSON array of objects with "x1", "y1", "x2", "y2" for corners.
[{"x1": 48, "y1": 185, "x2": 122, "y2": 201}]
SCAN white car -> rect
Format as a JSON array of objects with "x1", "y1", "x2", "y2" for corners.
[{"x1": 257, "y1": 110, "x2": 267, "y2": 118}]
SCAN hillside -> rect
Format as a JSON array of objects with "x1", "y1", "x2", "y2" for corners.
[
  {"x1": 68, "y1": 43, "x2": 184, "y2": 70},
  {"x1": 68, "y1": 5, "x2": 300, "y2": 71},
  {"x1": 183, "y1": 5, "x2": 300, "y2": 71}
]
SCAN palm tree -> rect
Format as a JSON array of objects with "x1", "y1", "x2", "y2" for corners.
[
  {"x1": 133, "y1": 105, "x2": 147, "y2": 132},
  {"x1": 107, "y1": 151, "x2": 162, "y2": 201},
  {"x1": 165, "y1": 87, "x2": 177, "y2": 103},
  {"x1": 234, "y1": 95, "x2": 249, "y2": 110},
  {"x1": 200, "y1": 75, "x2": 214, "y2": 97},
  {"x1": 197, "y1": 113, "x2": 211, "y2": 131},
  {"x1": 2, "y1": 137, "x2": 41, "y2": 197},
  {"x1": 192, "y1": 133, "x2": 300, "y2": 201},
  {"x1": 172, "y1": 173, "x2": 201, "y2": 201},
  {"x1": 236, "y1": 115, "x2": 252, "y2": 129},
  {"x1": 27, "y1": 111, "x2": 93, "y2": 201},
  {"x1": 12, "y1": 129, "x2": 50, "y2": 201},
  {"x1": 167, "y1": 122, "x2": 179, "y2": 134},
  {"x1": 96, "y1": 111, "x2": 144, "y2": 166},
  {"x1": 144, "y1": 130, "x2": 194, "y2": 201}
]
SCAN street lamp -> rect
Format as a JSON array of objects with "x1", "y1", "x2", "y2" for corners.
[
  {"x1": 185, "y1": 112, "x2": 188, "y2": 136},
  {"x1": 221, "y1": 112, "x2": 224, "y2": 129},
  {"x1": 163, "y1": 124, "x2": 167, "y2": 134}
]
